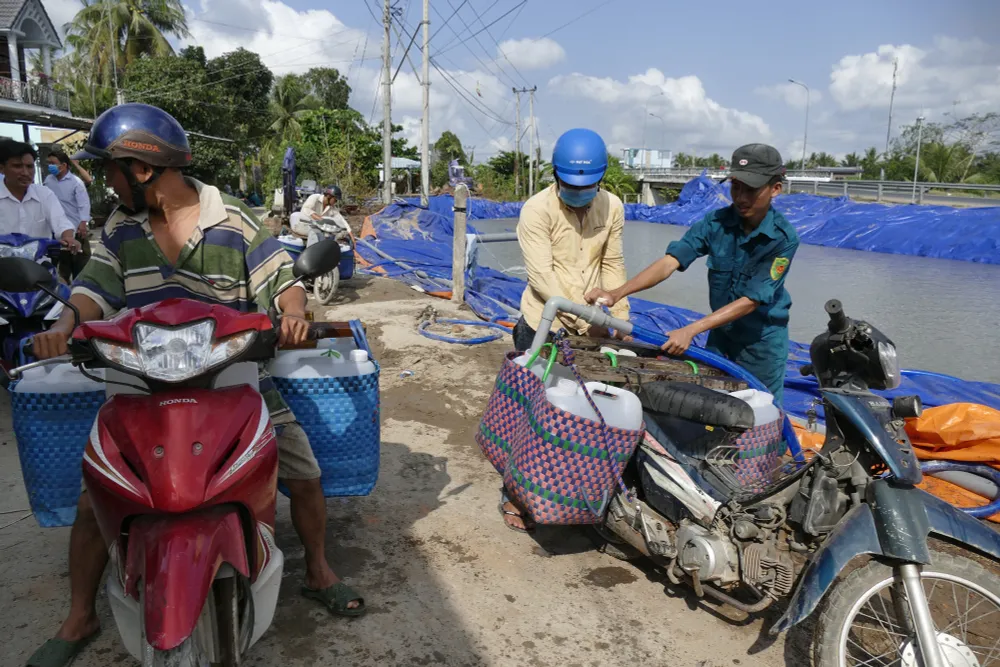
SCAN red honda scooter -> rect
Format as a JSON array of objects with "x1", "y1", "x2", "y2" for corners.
[{"x1": 1, "y1": 240, "x2": 341, "y2": 666}]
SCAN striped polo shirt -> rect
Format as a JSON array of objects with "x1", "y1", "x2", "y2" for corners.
[{"x1": 73, "y1": 178, "x2": 300, "y2": 424}]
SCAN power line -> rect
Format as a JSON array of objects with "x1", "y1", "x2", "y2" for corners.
[
  {"x1": 460, "y1": 0, "x2": 532, "y2": 89},
  {"x1": 430, "y1": 58, "x2": 512, "y2": 126},
  {"x1": 541, "y1": 0, "x2": 613, "y2": 39},
  {"x1": 436, "y1": 1, "x2": 528, "y2": 56},
  {"x1": 429, "y1": 0, "x2": 469, "y2": 42},
  {"x1": 428, "y1": 2, "x2": 519, "y2": 89}
]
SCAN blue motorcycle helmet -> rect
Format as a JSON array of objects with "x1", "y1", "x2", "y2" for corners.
[
  {"x1": 73, "y1": 103, "x2": 192, "y2": 213},
  {"x1": 551, "y1": 128, "x2": 608, "y2": 187}
]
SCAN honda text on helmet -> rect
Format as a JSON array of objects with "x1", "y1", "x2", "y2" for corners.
[
  {"x1": 72, "y1": 103, "x2": 192, "y2": 214},
  {"x1": 551, "y1": 128, "x2": 608, "y2": 208}
]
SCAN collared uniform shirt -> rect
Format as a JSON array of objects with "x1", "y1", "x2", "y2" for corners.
[
  {"x1": 665, "y1": 205, "x2": 799, "y2": 344},
  {"x1": 0, "y1": 180, "x2": 76, "y2": 238},
  {"x1": 73, "y1": 178, "x2": 301, "y2": 424},
  {"x1": 44, "y1": 171, "x2": 91, "y2": 225},
  {"x1": 517, "y1": 184, "x2": 630, "y2": 334},
  {"x1": 300, "y1": 193, "x2": 324, "y2": 217}
]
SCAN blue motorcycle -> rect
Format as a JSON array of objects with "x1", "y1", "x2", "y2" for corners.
[
  {"x1": 0, "y1": 234, "x2": 70, "y2": 367},
  {"x1": 529, "y1": 296, "x2": 1000, "y2": 667}
]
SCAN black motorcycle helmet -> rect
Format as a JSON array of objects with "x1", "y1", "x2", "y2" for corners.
[{"x1": 323, "y1": 185, "x2": 342, "y2": 201}]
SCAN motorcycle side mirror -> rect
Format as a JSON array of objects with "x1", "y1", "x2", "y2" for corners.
[
  {"x1": 0, "y1": 257, "x2": 57, "y2": 292},
  {"x1": 293, "y1": 239, "x2": 341, "y2": 280}
]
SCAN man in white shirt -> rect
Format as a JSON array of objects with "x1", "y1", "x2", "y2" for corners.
[
  {"x1": 44, "y1": 148, "x2": 92, "y2": 280},
  {"x1": 290, "y1": 186, "x2": 342, "y2": 237},
  {"x1": 0, "y1": 141, "x2": 80, "y2": 252}
]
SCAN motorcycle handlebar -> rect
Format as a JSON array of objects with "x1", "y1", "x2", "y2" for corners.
[{"x1": 825, "y1": 299, "x2": 850, "y2": 333}]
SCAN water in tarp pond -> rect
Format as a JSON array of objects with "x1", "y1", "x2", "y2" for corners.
[{"x1": 473, "y1": 219, "x2": 1000, "y2": 385}]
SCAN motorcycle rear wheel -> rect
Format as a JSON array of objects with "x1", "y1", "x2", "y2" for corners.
[
  {"x1": 813, "y1": 549, "x2": 1000, "y2": 667},
  {"x1": 313, "y1": 267, "x2": 340, "y2": 305}
]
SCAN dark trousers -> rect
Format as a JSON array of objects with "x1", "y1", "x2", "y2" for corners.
[
  {"x1": 512, "y1": 317, "x2": 538, "y2": 352},
  {"x1": 58, "y1": 234, "x2": 91, "y2": 283}
]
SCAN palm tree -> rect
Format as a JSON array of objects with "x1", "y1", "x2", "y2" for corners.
[
  {"x1": 267, "y1": 75, "x2": 319, "y2": 152},
  {"x1": 64, "y1": 0, "x2": 189, "y2": 102},
  {"x1": 841, "y1": 152, "x2": 860, "y2": 167}
]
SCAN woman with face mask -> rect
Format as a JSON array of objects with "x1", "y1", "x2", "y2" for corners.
[{"x1": 502, "y1": 128, "x2": 631, "y2": 533}]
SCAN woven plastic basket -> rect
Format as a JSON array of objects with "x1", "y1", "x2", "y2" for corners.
[
  {"x1": 9, "y1": 387, "x2": 105, "y2": 527},
  {"x1": 274, "y1": 362, "x2": 381, "y2": 497}
]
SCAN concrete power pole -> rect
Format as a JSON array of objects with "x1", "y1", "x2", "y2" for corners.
[
  {"x1": 512, "y1": 87, "x2": 522, "y2": 198},
  {"x1": 885, "y1": 58, "x2": 898, "y2": 156},
  {"x1": 420, "y1": 0, "x2": 430, "y2": 207},
  {"x1": 382, "y1": 0, "x2": 393, "y2": 205},
  {"x1": 527, "y1": 86, "x2": 537, "y2": 195}
]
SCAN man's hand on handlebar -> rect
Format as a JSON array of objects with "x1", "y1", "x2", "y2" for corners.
[
  {"x1": 279, "y1": 313, "x2": 310, "y2": 347},
  {"x1": 584, "y1": 288, "x2": 619, "y2": 308},
  {"x1": 33, "y1": 329, "x2": 71, "y2": 359}
]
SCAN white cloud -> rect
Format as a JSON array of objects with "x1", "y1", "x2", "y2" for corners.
[
  {"x1": 44, "y1": 0, "x2": 81, "y2": 39},
  {"x1": 496, "y1": 37, "x2": 566, "y2": 71},
  {"x1": 828, "y1": 37, "x2": 1000, "y2": 116},
  {"x1": 548, "y1": 67, "x2": 771, "y2": 154},
  {"x1": 754, "y1": 82, "x2": 822, "y2": 110}
]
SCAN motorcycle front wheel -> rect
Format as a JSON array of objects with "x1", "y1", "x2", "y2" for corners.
[
  {"x1": 313, "y1": 267, "x2": 340, "y2": 305},
  {"x1": 813, "y1": 549, "x2": 1000, "y2": 667}
]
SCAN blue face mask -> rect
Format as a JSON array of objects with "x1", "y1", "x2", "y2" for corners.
[
  {"x1": 47, "y1": 164, "x2": 60, "y2": 176},
  {"x1": 558, "y1": 184, "x2": 599, "y2": 208}
]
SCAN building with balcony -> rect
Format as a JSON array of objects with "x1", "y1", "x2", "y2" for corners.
[{"x1": 0, "y1": 0, "x2": 89, "y2": 135}]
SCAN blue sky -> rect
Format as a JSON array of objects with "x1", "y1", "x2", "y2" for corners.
[{"x1": 35, "y1": 0, "x2": 1000, "y2": 163}]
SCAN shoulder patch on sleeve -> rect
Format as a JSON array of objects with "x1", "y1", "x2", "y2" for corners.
[{"x1": 770, "y1": 257, "x2": 790, "y2": 281}]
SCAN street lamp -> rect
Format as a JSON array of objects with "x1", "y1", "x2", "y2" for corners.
[
  {"x1": 649, "y1": 113, "x2": 665, "y2": 167},
  {"x1": 788, "y1": 79, "x2": 810, "y2": 172},
  {"x1": 912, "y1": 115, "x2": 925, "y2": 203},
  {"x1": 641, "y1": 91, "x2": 665, "y2": 172}
]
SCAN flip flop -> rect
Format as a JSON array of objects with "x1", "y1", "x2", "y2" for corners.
[
  {"x1": 498, "y1": 496, "x2": 535, "y2": 534},
  {"x1": 301, "y1": 581, "x2": 366, "y2": 617},
  {"x1": 25, "y1": 632, "x2": 100, "y2": 667}
]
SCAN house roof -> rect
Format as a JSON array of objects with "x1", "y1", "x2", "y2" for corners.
[
  {"x1": 0, "y1": 0, "x2": 27, "y2": 30},
  {"x1": 0, "y1": 0, "x2": 62, "y2": 49}
]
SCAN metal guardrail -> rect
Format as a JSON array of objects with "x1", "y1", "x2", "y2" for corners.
[
  {"x1": 787, "y1": 179, "x2": 1000, "y2": 204},
  {"x1": 0, "y1": 76, "x2": 71, "y2": 113}
]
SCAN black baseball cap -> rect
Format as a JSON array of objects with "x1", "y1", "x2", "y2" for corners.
[{"x1": 727, "y1": 143, "x2": 785, "y2": 188}]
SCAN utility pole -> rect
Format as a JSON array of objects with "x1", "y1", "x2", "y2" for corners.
[
  {"x1": 512, "y1": 87, "x2": 522, "y2": 198},
  {"x1": 885, "y1": 58, "x2": 898, "y2": 156},
  {"x1": 912, "y1": 115, "x2": 925, "y2": 204},
  {"x1": 527, "y1": 86, "x2": 537, "y2": 195},
  {"x1": 107, "y1": 3, "x2": 123, "y2": 105},
  {"x1": 381, "y1": 0, "x2": 393, "y2": 205},
  {"x1": 420, "y1": 0, "x2": 430, "y2": 206}
]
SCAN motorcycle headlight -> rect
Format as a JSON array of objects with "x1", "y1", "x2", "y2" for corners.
[
  {"x1": 92, "y1": 321, "x2": 256, "y2": 382},
  {"x1": 0, "y1": 241, "x2": 40, "y2": 261},
  {"x1": 877, "y1": 341, "x2": 900, "y2": 389}
]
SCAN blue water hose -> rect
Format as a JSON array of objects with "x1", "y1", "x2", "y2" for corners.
[
  {"x1": 418, "y1": 318, "x2": 508, "y2": 345},
  {"x1": 920, "y1": 460, "x2": 1000, "y2": 519},
  {"x1": 629, "y1": 324, "x2": 803, "y2": 460}
]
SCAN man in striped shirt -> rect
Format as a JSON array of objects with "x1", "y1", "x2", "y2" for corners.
[{"x1": 27, "y1": 104, "x2": 363, "y2": 667}]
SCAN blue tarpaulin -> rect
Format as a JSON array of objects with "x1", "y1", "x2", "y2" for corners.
[
  {"x1": 358, "y1": 203, "x2": 1000, "y2": 421},
  {"x1": 403, "y1": 175, "x2": 1000, "y2": 264}
]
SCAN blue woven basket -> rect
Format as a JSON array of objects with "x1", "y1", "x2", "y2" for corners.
[
  {"x1": 9, "y1": 387, "x2": 105, "y2": 527},
  {"x1": 273, "y1": 362, "x2": 381, "y2": 497}
]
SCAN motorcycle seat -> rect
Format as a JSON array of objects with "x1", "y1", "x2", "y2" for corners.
[{"x1": 639, "y1": 381, "x2": 755, "y2": 430}]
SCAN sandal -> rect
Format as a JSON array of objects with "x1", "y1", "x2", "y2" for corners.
[
  {"x1": 25, "y1": 632, "x2": 100, "y2": 667},
  {"x1": 498, "y1": 489, "x2": 535, "y2": 533},
  {"x1": 301, "y1": 581, "x2": 366, "y2": 617}
]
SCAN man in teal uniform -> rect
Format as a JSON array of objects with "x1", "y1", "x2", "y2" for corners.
[{"x1": 586, "y1": 143, "x2": 798, "y2": 404}]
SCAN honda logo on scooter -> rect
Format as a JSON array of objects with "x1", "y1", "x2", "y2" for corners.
[{"x1": 159, "y1": 398, "x2": 198, "y2": 406}]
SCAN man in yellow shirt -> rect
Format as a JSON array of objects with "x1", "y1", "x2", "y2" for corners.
[
  {"x1": 512, "y1": 128, "x2": 630, "y2": 352},
  {"x1": 502, "y1": 128, "x2": 630, "y2": 533}
]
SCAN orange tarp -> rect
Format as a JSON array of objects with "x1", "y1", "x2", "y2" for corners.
[{"x1": 793, "y1": 403, "x2": 1000, "y2": 523}]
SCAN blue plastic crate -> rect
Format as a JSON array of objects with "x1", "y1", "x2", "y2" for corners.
[
  {"x1": 274, "y1": 362, "x2": 381, "y2": 497},
  {"x1": 9, "y1": 387, "x2": 105, "y2": 527}
]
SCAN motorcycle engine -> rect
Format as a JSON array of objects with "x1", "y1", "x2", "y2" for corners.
[{"x1": 675, "y1": 520, "x2": 740, "y2": 585}]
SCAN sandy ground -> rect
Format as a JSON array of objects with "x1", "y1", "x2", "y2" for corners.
[{"x1": 0, "y1": 276, "x2": 806, "y2": 667}]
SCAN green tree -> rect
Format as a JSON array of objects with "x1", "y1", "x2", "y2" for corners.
[
  {"x1": 65, "y1": 0, "x2": 189, "y2": 110},
  {"x1": 267, "y1": 74, "x2": 319, "y2": 152},
  {"x1": 841, "y1": 152, "x2": 860, "y2": 167},
  {"x1": 302, "y1": 67, "x2": 351, "y2": 110},
  {"x1": 601, "y1": 154, "x2": 638, "y2": 198}
]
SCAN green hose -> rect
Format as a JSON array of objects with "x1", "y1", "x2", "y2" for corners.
[
  {"x1": 684, "y1": 360, "x2": 699, "y2": 375},
  {"x1": 603, "y1": 350, "x2": 619, "y2": 368}
]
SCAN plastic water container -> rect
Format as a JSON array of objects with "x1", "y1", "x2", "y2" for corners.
[
  {"x1": 729, "y1": 388, "x2": 781, "y2": 428},
  {"x1": 269, "y1": 329, "x2": 381, "y2": 497},
  {"x1": 269, "y1": 346, "x2": 376, "y2": 379},
  {"x1": 512, "y1": 351, "x2": 575, "y2": 387},
  {"x1": 545, "y1": 379, "x2": 643, "y2": 431},
  {"x1": 10, "y1": 363, "x2": 106, "y2": 527}
]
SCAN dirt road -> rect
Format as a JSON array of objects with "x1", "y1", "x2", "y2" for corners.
[{"x1": 0, "y1": 277, "x2": 803, "y2": 666}]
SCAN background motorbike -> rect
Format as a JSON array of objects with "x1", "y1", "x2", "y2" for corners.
[
  {"x1": 0, "y1": 233, "x2": 69, "y2": 368},
  {"x1": 0, "y1": 240, "x2": 341, "y2": 667},
  {"x1": 528, "y1": 296, "x2": 1000, "y2": 667}
]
